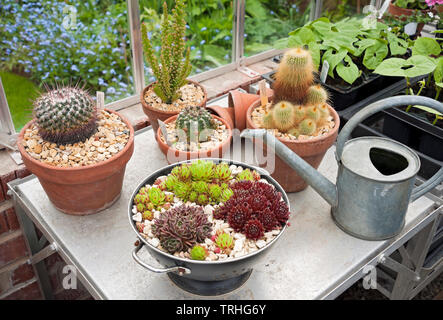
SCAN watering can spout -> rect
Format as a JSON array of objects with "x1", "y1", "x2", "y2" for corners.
[{"x1": 241, "y1": 129, "x2": 338, "y2": 206}]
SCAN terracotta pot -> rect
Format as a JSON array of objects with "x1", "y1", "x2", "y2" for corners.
[
  {"x1": 228, "y1": 88, "x2": 274, "y2": 132},
  {"x1": 246, "y1": 100, "x2": 340, "y2": 193},
  {"x1": 387, "y1": 4, "x2": 432, "y2": 34},
  {"x1": 156, "y1": 114, "x2": 233, "y2": 164},
  {"x1": 140, "y1": 79, "x2": 208, "y2": 136},
  {"x1": 17, "y1": 109, "x2": 135, "y2": 215},
  {"x1": 206, "y1": 105, "x2": 235, "y2": 129}
]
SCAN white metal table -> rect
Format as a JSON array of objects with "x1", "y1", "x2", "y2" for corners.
[{"x1": 8, "y1": 127, "x2": 442, "y2": 300}]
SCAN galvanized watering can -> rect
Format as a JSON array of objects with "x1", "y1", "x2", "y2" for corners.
[{"x1": 241, "y1": 96, "x2": 443, "y2": 240}]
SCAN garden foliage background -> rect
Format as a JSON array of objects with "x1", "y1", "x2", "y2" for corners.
[{"x1": 0, "y1": 0, "x2": 359, "y2": 129}]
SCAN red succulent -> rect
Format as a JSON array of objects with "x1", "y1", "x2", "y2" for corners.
[{"x1": 244, "y1": 219, "x2": 264, "y2": 240}]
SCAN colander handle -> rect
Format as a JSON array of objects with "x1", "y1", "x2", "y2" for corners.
[
  {"x1": 132, "y1": 243, "x2": 191, "y2": 275},
  {"x1": 336, "y1": 95, "x2": 443, "y2": 201}
]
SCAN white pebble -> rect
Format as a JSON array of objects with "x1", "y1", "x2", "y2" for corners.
[
  {"x1": 154, "y1": 211, "x2": 161, "y2": 219},
  {"x1": 204, "y1": 205, "x2": 214, "y2": 215},
  {"x1": 233, "y1": 239, "x2": 244, "y2": 252},
  {"x1": 148, "y1": 238, "x2": 160, "y2": 247},
  {"x1": 205, "y1": 238, "x2": 213, "y2": 246},
  {"x1": 256, "y1": 240, "x2": 266, "y2": 249},
  {"x1": 132, "y1": 212, "x2": 142, "y2": 222}
]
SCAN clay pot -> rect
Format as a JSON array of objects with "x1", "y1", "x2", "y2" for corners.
[
  {"x1": 387, "y1": 4, "x2": 432, "y2": 34},
  {"x1": 206, "y1": 105, "x2": 235, "y2": 129},
  {"x1": 17, "y1": 109, "x2": 135, "y2": 215},
  {"x1": 156, "y1": 114, "x2": 233, "y2": 164},
  {"x1": 246, "y1": 100, "x2": 340, "y2": 193},
  {"x1": 140, "y1": 79, "x2": 208, "y2": 136},
  {"x1": 228, "y1": 90, "x2": 260, "y2": 132}
]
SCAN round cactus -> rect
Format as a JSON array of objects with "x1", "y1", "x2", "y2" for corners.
[
  {"x1": 306, "y1": 85, "x2": 328, "y2": 106},
  {"x1": 318, "y1": 103, "x2": 330, "y2": 118},
  {"x1": 293, "y1": 105, "x2": 306, "y2": 123},
  {"x1": 262, "y1": 110, "x2": 274, "y2": 129},
  {"x1": 33, "y1": 86, "x2": 97, "y2": 145},
  {"x1": 305, "y1": 106, "x2": 321, "y2": 122},
  {"x1": 298, "y1": 119, "x2": 317, "y2": 136},
  {"x1": 175, "y1": 106, "x2": 216, "y2": 142},
  {"x1": 287, "y1": 127, "x2": 300, "y2": 137},
  {"x1": 271, "y1": 101, "x2": 295, "y2": 132}
]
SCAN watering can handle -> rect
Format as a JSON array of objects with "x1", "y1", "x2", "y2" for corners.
[{"x1": 336, "y1": 95, "x2": 443, "y2": 201}]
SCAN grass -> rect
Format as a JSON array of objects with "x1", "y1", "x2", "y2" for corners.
[{"x1": 0, "y1": 71, "x2": 39, "y2": 131}]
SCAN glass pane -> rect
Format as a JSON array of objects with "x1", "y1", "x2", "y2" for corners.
[
  {"x1": 321, "y1": 0, "x2": 370, "y2": 22},
  {"x1": 0, "y1": 0, "x2": 134, "y2": 130},
  {"x1": 140, "y1": 0, "x2": 234, "y2": 85},
  {"x1": 244, "y1": 0, "x2": 313, "y2": 57}
]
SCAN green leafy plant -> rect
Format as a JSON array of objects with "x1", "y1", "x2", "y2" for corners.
[
  {"x1": 374, "y1": 37, "x2": 442, "y2": 124},
  {"x1": 278, "y1": 17, "x2": 410, "y2": 85},
  {"x1": 393, "y1": 0, "x2": 429, "y2": 10},
  {"x1": 141, "y1": 0, "x2": 192, "y2": 104}
]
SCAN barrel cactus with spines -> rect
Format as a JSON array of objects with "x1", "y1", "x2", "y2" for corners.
[
  {"x1": 33, "y1": 86, "x2": 97, "y2": 145},
  {"x1": 175, "y1": 106, "x2": 216, "y2": 142},
  {"x1": 305, "y1": 85, "x2": 328, "y2": 106},
  {"x1": 271, "y1": 101, "x2": 295, "y2": 132}
]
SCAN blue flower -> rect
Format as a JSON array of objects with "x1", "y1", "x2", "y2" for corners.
[
  {"x1": 224, "y1": 36, "x2": 231, "y2": 41},
  {"x1": 200, "y1": 40, "x2": 205, "y2": 45},
  {"x1": 107, "y1": 87, "x2": 116, "y2": 94},
  {"x1": 200, "y1": 27, "x2": 207, "y2": 31}
]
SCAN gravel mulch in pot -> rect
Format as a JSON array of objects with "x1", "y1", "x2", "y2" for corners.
[
  {"x1": 144, "y1": 83, "x2": 205, "y2": 113},
  {"x1": 251, "y1": 103, "x2": 336, "y2": 141},
  {"x1": 159, "y1": 118, "x2": 230, "y2": 152},
  {"x1": 22, "y1": 110, "x2": 130, "y2": 167}
]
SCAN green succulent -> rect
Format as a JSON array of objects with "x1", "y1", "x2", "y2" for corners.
[
  {"x1": 136, "y1": 203, "x2": 146, "y2": 213},
  {"x1": 173, "y1": 181, "x2": 191, "y2": 200},
  {"x1": 165, "y1": 175, "x2": 179, "y2": 191},
  {"x1": 220, "y1": 188, "x2": 234, "y2": 202},
  {"x1": 192, "y1": 181, "x2": 209, "y2": 194},
  {"x1": 214, "y1": 163, "x2": 232, "y2": 181},
  {"x1": 148, "y1": 187, "x2": 166, "y2": 208},
  {"x1": 190, "y1": 245, "x2": 208, "y2": 260},
  {"x1": 190, "y1": 160, "x2": 214, "y2": 181},
  {"x1": 209, "y1": 184, "x2": 222, "y2": 201},
  {"x1": 236, "y1": 169, "x2": 255, "y2": 181},
  {"x1": 215, "y1": 233, "x2": 234, "y2": 251}
]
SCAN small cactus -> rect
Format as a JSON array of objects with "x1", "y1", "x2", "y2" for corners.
[
  {"x1": 305, "y1": 106, "x2": 321, "y2": 122},
  {"x1": 273, "y1": 48, "x2": 315, "y2": 104},
  {"x1": 305, "y1": 85, "x2": 328, "y2": 106},
  {"x1": 33, "y1": 86, "x2": 97, "y2": 145},
  {"x1": 215, "y1": 233, "x2": 234, "y2": 252},
  {"x1": 175, "y1": 106, "x2": 216, "y2": 142},
  {"x1": 298, "y1": 119, "x2": 317, "y2": 136},
  {"x1": 262, "y1": 110, "x2": 274, "y2": 129},
  {"x1": 271, "y1": 101, "x2": 295, "y2": 132},
  {"x1": 293, "y1": 105, "x2": 306, "y2": 123}
]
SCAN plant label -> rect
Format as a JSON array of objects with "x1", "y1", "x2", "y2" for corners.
[
  {"x1": 97, "y1": 91, "x2": 105, "y2": 110},
  {"x1": 404, "y1": 22, "x2": 418, "y2": 36},
  {"x1": 158, "y1": 119, "x2": 171, "y2": 146},
  {"x1": 258, "y1": 80, "x2": 268, "y2": 107},
  {"x1": 320, "y1": 60, "x2": 329, "y2": 84}
]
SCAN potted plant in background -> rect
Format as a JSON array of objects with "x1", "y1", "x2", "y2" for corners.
[
  {"x1": 156, "y1": 106, "x2": 233, "y2": 163},
  {"x1": 140, "y1": 0, "x2": 207, "y2": 137},
  {"x1": 373, "y1": 36, "x2": 442, "y2": 162},
  {"x1": 246, "y1": 48, "x2": 340, "y2": 192},
  {"x1": 270, "y1": 17, "x2": 410, "y2": 111},
  {"x1": 17, "y1": 85, "x2": 135, "y2": 215},
  {"x1": 388, "y1": 0, "x2": 439, "y2": 35}
]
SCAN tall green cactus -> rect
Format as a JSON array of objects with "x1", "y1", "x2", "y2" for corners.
[{"x1": 141, "y1": 0, "x2": 192, "y2": 104}]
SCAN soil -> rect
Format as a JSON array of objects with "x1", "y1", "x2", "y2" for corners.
[{"x1": 143, "y1": 83, "x2": 205, "y2": 113}]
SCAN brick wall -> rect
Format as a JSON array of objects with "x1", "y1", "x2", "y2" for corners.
[{"x1": 0, "y1": 166, "x2": 91, "y2": 300}]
